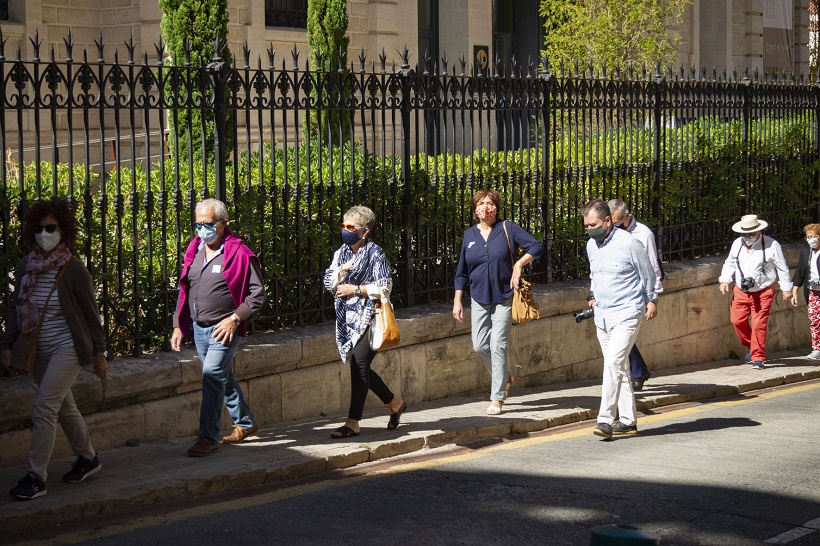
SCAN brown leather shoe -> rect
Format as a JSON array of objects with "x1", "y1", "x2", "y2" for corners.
[
  {"x1": 222, "y1": 424, "x2": 259, "y2": 444},
  {"x1": 187, "y1": 436, "x2": 218, "y2": 457}
]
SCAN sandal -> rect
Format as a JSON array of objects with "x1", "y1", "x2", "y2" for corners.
[
  {"x1": 387, "y1": 401, "x2": 408, "y2": 430},
  {"x1": 330, "y1": 425, "x2": 360, "y2": 439},
  {"x1": 486, "y1": 403, "x2": 503, "y2": 415},
  {"x1": 506, "y1": 374, "x2": 518, "y2": 391}
]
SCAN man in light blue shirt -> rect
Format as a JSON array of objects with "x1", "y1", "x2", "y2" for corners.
[{"x1": 584, "y1": 199, "x2": 657, "y2": 439}]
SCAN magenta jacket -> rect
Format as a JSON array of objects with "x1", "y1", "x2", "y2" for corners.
[{"x1": 176, "y1": 228, "x2": 258, "y2": 337}]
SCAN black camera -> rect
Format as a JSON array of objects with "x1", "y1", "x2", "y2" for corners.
[
  {"x1": 739, "y1": 277, "x2": 755, "y2": 292},
  {"x1": 573, "y1": 308, "x2": 594, "y2": 323}
]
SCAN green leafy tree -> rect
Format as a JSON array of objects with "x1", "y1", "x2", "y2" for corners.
[
  {"x1": 159, "y1": 0, "x2": 235, "y2": 161},
  {"x1": 307, "y1": 0, "x2": 351, "y2": 143},
  {"x1": 539, "y1": 0, "x2": 689, "y2": 71}
]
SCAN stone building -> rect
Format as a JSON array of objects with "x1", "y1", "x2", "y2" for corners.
[{"x1": 0, "y1": 1, "x2": 812, "y2": 76}]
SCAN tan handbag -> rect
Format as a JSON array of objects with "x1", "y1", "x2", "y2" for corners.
[
  {"x1": 502, "y1": 221, "x2": 540, "y2": 324},
  {"x1": 371, "y1": 286, "x2": 400, "y2": 351},
  {"x1": 9, "y1": 263, "x2": 68, "y2": 374}
]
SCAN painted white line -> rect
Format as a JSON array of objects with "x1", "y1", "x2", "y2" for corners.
[{"x1": 765, "y1": 517, "x2": 820, "y2": 544}]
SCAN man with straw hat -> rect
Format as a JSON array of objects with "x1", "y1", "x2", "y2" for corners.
[{"x1": 719, "y1": 214, "x2": 793, "y2": 369}]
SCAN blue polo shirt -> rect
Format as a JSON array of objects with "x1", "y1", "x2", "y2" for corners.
[
  {"x1": 454, "y1": 220, "x2": 545, "y2": 305},
  {"x1": 587, "y1": 226, "x2": 657, "y2": 330}
]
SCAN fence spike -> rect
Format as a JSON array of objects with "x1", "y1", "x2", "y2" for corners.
[
  {"x1": 292, "y1": 44, "x2": 300, "y2": 70},
  {"x1": 400, "y1": 45, "x2": 410, "y2": 70},
  {"x1": 64, "y1": 29, "x2": 74, "y2": 62},
  {"x1": 267, "y1": 44, "x2": 275, "y2": 69},
  {"x1": 358, "y1": 48, "x2": 366, "y2": 72},
  {"x1": 16, "y1": 45, "x2": 20, "y2": 62},
  {"x1": 337, "y1": 45, "x2": 346, "y2": 71},
  {"x1": 31, "y1": 29, "x2": 42, "y2": 62},
  {"x1": 83, "y1": 49, "x2": 88, "y2": 64},
  {"x1": 441, "y1": 51, "x2": 448, "y2": 75},
  {"x1": 155, "y1": 37, "x2": 165, "y2": 64},
  {"x1": 0, "y1": 28, "x2": 4, "y2": 61},
  {"x1": 243, "y1": 43, "x2": 250, "y2": 69},
  {"x1": 50, "y1": 44, "x2": 54, "y2": 62},
  {"x1": 379, "y1": 49, "x2": 387, "y2": 72},
  {"x1": 184, "y1": 37, "x2": 192, "y2": 66},
  {"x1": 460, "y1": 54, "x2": 467, "y2": 77},
  {"x1": 126, "y1": 34, "x2": 136, "y2": 64}
]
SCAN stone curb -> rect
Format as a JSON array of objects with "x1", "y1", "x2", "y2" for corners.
[{"x1": 1, "y1": 351, "x2": 819, "y2": 538}]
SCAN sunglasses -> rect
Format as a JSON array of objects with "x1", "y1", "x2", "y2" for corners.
[
  {"x1": 35, "y1": 224, "x2": 59, "y2": 234},
  {"x1": 195, "y1": 222, "x2": 218, "y2": 230},
  {"x1": 341, "y1": 223, "x2": 362, "y2": 232}
]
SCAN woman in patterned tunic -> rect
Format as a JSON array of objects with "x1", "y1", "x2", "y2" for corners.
[{"x1": 323, "y1": 205, "x2": 407, "y2": 438}]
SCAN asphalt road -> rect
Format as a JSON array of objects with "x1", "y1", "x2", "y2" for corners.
[{"x1": 21, "y1": 381, "x2": 820, "y2": 546}]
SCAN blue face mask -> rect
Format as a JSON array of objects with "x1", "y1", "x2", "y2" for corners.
[
  {"x1": 341, "y1": 229, "x2": 363, "y2": 247},
  {"x1": 197, "y1": 223, "x2": 219, "y2": 244}
]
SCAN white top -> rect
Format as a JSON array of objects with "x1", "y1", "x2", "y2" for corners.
[
  {"x1": 810, "y1": 249, "x2": 820, "y2": 285},
  {"x1": 624, "y1": 218, "x2": 663, "y2": 294},
  {"x1": 718, "y1": 235, "x2": 793, "y2": 292},
  {"x1": 32, "y1": 268, "x2": 74, "y2": 357}
]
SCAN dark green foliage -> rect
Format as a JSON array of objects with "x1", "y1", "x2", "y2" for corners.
[{"x1": 159, "y1": 0, "x2": 235, "y2": 161}]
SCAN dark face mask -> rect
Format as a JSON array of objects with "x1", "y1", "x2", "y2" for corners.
[
  {"x1": 587, "y1": 225, "x2": 608, "y2": 242},
  {"x1": 341, "y1": 229, "x2": 363, "y2": 247}
]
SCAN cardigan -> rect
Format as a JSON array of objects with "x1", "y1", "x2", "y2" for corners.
[
  {"x1": 791, "y1": 245, "x2": 820, "y2": 302},
  {"x1": 0, "y1": 254, "x2": 106, "y2": 366}
]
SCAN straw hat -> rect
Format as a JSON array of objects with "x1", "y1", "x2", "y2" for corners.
[{"x1": 732, "y1": 214, "x2": 768, "y2": 234}]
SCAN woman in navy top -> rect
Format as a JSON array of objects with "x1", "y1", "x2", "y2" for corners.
[{"x1": 452, "y1": 189, "x2": 545, "y2": 414}]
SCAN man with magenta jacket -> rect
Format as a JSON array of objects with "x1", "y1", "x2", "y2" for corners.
[{"x1": 171, "y1": 199, "x2": 266, "y2": 457}]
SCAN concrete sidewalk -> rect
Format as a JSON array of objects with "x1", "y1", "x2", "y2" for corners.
[{"x1": 2, "y1": 348, "x2": 820, "y2": 537}]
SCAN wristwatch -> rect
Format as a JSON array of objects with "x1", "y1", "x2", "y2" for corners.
[
  {"x1": 355, "y1": 285, "x2": 362, "y2": 297},
  {"x1": 96, "y1": 351, "x2": 108, "y2": 358},
  {"x1": 231, "y1": 316, "x2": 241, "y2": 326},
  {"x1": 649, "y1": 298, "x2": 658, "y2": 304}
]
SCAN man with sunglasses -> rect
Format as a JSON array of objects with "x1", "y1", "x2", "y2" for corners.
[
  {"x1": 607, "y1": 199, "x2": 663, "y2": 391},
  {"x1": 171, "y1": 199, "x2": 266, "y2": 457}
]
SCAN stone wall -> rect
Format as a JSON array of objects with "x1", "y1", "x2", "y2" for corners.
[{"x1": 0, "y1": 246, "x2": 810, "y2": 467}]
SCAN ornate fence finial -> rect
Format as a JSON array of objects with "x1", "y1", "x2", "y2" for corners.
[
  {"x1": 358, "y1": 48, "x2": 366, "y2": 72},
  {"x1": 337, "y1": 46, "x2": 346, "y2": 72},
  {"x1": 211, "y1": 37, "x2": 225, "y2": 63},
  {"x1": 156, "y1": 37, "x2": 165, "y2": 64},
  {"x1": 64, "y1": 29, "x2": 74, "y2": 62},
  {"x1": 441, "y1": 51, "x2": 448, "y2": 75},
  {"x1": 0, "y1": 28, "x2": 5, "y2": 61},
  {"x1": 399, "y1": 45, "x2": 410, "y2": 72},
  {"x1": 460, "y1": 53, "x2": 467, "y2": 76},
  {"x1": 243, "y1": 42, "x2": 250, "y2": 69},
  {"x1": 125, "y1": 34, "x2": 136, "y2": 64},
  {"x1": 379, "y1": 49, "x2": 387, "y2": 73},
  {"x1": 267, "y1": 43, "x2": 275, "y2": 69},
  {"x1": 30, "y1": 29, "x2": 42, "y2": 62},
  {"x1": 184, "y1": 37, "x2": 192, "y2": 66}
]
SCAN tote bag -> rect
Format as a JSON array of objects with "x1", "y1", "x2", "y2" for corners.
[{"x1": 371, "y1": 286, "x2": 400, "y2": 351}]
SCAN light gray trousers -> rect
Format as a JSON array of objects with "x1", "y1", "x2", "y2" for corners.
[
  {"x1": 29, "y1": 346, "x2": 96, "y2": 481},
  {"x1": 470, "y1": 297, "x2": 513, "y2": 401}
]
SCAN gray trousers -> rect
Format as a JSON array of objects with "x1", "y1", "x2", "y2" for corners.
[
  {"x1": 470, "y1": 297, "x2": 513, "y2": 401},
  {"x1": 29, "y1": 345, "x2": 96, "y2": 481}
]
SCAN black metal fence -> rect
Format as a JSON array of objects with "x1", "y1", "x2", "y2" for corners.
[{"x1": 1, "y1": 34, "x2": 818, "y2": 356}]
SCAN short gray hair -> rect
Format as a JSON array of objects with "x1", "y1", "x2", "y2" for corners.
[
  {"x1": 344, "y1": 205, "x2": 376, "y2": 230},
  {"x1": 607, "y1": 199, "x2": 628, "y2": 216},
  {"x1": 196, "y1": 198, "x2": 229, "y2": 221}
]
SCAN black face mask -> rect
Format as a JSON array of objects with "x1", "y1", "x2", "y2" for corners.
[{"x1": 587, "y1": 225, "x2": 608, "y2": 242}]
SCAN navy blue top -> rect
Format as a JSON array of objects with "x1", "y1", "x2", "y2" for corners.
[{"x1": 454, "y1": 220, "x2": 545, "y2": 305}]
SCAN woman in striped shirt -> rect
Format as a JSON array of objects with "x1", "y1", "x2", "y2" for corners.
[{"x1": 1, "y1": 197, "x2": 107, "y2": 500}]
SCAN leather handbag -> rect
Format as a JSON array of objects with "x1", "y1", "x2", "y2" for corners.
[
  {"x1": 9, "y1": 263, "x2": 68, "y2": 374},
  {"x1": 371, "y1": 286, "x2": 400, "y2": 351},
  {"x1": 502, "y1": 221, "x2": 540, "y2": 324}
]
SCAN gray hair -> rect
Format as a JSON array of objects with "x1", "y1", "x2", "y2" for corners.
[
  {"x1": 196, "y1": 198, "x2": 229, "y2": 221},
  {"x1": 344, "y1": 205, "x2": 376, "y2": 231},
  {"x1": 607, "y1": 199, "x2": 628, "y2": 216}
]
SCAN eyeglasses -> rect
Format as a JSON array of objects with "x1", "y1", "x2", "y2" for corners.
[
  {"x1": 35, "y1": 224, "x2": 59, "y2": 234},
  {"x1": 341, "y1": 223, "x2": 362, "y2": 232},
  {"x1": 195, "y1": 222, "x2": 217, "y2": 230}
]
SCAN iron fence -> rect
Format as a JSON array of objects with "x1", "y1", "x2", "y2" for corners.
[{"x1": 1, "y1": 34, "x2": 818, "y2": 355}]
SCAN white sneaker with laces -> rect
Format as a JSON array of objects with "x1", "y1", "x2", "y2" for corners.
[{"x1": 807, "y1": 350, "x2": 820, "y2": 360}]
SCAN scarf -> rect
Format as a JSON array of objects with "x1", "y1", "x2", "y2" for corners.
[{"x1": 16, "y1": 243, "x2": 72, "y2": 333}]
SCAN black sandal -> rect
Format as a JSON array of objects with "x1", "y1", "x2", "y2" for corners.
[
  {"x1": 330, "y1": 425, "x2": 360, "y2": 439},
  {"x1": 387, "y1": 402, "x2": 408, "y2": 430}
]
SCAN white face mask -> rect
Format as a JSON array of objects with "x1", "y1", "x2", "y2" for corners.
[
  {"x1": 808, "y1": 237, "x2": 819, "y2": 250},
  {"x1": 743, "y1": 235, "x2": 758, "y2": 246},
  {"x1": 35, "y1": 230, "x2": 61, "y2": 252}
]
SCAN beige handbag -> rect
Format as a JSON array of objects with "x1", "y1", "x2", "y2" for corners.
[{"x1": 502, "y1": 221, "x2": 540, "y2": 324}]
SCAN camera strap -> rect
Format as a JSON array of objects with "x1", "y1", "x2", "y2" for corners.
[{"x1": 735, "y1": 235, "x2": 766, "y2": 283}]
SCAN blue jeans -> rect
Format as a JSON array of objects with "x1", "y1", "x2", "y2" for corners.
[
  {"x1": 629, "y1": 344, "x2": 649, "y2": 380},
  {"x1": 470, "y1": 297, "x2": 513, "y2": 401},
  {"x1": 193, "y1": 324, "x2": 256, "y2": 444}
]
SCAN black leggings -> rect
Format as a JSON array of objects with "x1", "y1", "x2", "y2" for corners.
[{"x1": 348, "y1": 327, "x2": 394, "y2": 421}]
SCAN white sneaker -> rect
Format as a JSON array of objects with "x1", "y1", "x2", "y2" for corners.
[{"x1": 807, "y1": 350, "x2": 820, "y2": 360}]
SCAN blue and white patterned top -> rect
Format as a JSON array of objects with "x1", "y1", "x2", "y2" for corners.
[{"x1": 324, "y1": 240, "x2": 392, "y2": 363}]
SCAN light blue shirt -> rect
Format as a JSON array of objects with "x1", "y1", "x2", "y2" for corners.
[{"x1": 587, "y1": 227, "x2": 657, "y2": 330}]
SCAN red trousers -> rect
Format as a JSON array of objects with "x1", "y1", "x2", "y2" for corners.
[{"x1": 730, "y1": 284, "x2": 776, "y2": 361}]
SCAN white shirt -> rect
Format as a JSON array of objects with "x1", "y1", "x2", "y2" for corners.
[
  {"x1": 811, "y1": 249, "x2": 820, "y2": 285},
  {"x1": 624, "y1": 218, "x2": 663, "y2": 294},
  {"x1": 718, "y1": 235, "x2": 793, "y2": 292}
]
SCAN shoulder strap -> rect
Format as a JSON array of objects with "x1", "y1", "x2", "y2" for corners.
[
  {"x1": 502, "y1": 221, "x2": 515, "y2": 265},
  {"x1": 34, "y1": 262, "x2": 69, "y2": 331}
]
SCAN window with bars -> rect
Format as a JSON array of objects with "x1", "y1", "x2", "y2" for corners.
[{"x1": 265, "y1": 0, "x2": 307, "y2": 29}]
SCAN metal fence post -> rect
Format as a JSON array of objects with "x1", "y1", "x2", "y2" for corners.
[
  {"x1": 398, "y1": 48, "x2": 415, "y2": 307},
  {"x1": 538, "y1": 59, "x2": 553, "y2": 283},
  {"x1": 815, "y1": 81, "x2": 820, "y2": 223},
  {"x1": 741, "y1": 72, "x2": 752, "y2": 214},
  {"x1": 651, "y1": 69, "x2": 664, "y2": 257},
  {"x1": 208, "y1": 41, "x2": 229, "y2": 203}
]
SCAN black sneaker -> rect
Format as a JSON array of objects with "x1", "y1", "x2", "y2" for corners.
[
  {"x1": 9, "y1": 472, "x2": 47, "y2": 500},
  {"x1": 63, "y1": 455, "x2": 102, "y2": 483},
  {"x1": 593, "y1": 423, "x2": 613, "y2": 439},
  {"x1": 612, "y1": 421, "x2": 639, "y2": 435}
]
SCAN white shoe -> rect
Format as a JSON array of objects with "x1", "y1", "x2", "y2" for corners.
[{"x1": 807, "y1": 350, "x2": 820, "y2": 360}]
